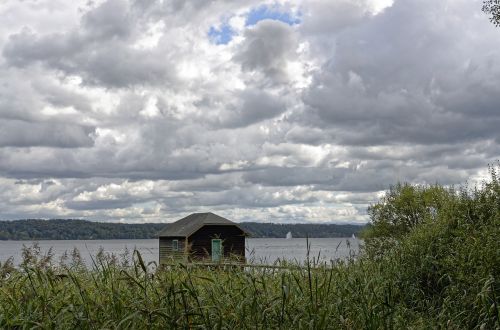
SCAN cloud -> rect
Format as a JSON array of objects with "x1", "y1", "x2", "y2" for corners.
[
  {"x1": 235, "y1": 19, "x2": 299, "y2": 84},
  {"x1": 216, "y1": 89, "x2": 288, "y2": 128},
  {"x1": 0, "y1": 0, "x2": 498, "y2": 224},
  {"x1": 3, "y1": 30, "x2": 178, "y2": 88},
  {"x1": 2, "y1": 0, "x2": 178, "y2": 88},
  {"x1": 243, "y1": 167, "x2": 348, "y2": 187},
  {"x1": 82, "y1": 0, "x2": 133, "y2": 41},
  {"x1": 301, "y1": 0, "x2": 500, "y2": 146},
  {"x1": 300, "y1": 0, "x2": 370, "y2": 35},
  {"x1": 0, "y1": 120, "x2": 95, "y2": 148}
]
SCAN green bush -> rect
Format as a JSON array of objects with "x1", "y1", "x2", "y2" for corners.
[{"x1": 363, "y1": 163, "x2": 500, "y2": 328}]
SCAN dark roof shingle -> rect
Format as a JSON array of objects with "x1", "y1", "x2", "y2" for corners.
[{"x1": 158, "y1": 212, "x2": 248, "y2": 237}]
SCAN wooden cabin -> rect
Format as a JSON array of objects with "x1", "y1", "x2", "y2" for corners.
[{"x1": 158, "y1": 212, "x2": 248, "y2": 264}]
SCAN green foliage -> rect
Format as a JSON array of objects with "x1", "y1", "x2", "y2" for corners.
[
  {"x1": 362, "y1": 183, "x2": 454, "y2": 259},
  {"x1": 364, "y1": 163, "x2": 499, "y2": 244},
  {"x1": 0, "y1": 219, "x2": 166, "y2": 240},
  {"x1": 365, "y1": 183, "x2": 454, "y2": 239},
  {"x1": 0, "y1": 219, "x2": 364, "y2": 240},
  {"x1": 363, "y1": 163, "x2": 500, "y2": 328},
  {"x1": 240, "y1": 222, "x2": 364, "y2": 238},
  {"x1": 483, "y1": 0, "x2": 500, "y2": 27}
]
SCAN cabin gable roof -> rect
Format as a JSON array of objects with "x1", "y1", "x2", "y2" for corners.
[{"x1": 158, "y1": 212, "x2": 248, "y2": 238}]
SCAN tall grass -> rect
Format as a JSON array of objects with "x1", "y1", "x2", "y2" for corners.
[
  {"x1": 0, "y1": 247, "x2": 409, "y2": 329},
  {"x1": 0, "y1": 164, "x2": 498, "y2": 329},
  {"x1": 0, "y1": 242, "x2": 496, "y2": 328}
]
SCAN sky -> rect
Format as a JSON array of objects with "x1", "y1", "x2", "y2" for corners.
[{"x1": 0, "y1": 0, "x2": 499, "y2": 224}]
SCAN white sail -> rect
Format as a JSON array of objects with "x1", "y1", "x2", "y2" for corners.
[{"x1": 286, "y1": 231, "x2": 292, "y2": 239}]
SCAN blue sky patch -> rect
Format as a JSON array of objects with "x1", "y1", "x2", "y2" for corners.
[
  {"x1": 208, "y1": 22, "x2": 235, "y2": 45},
  {"x1": 208, "y1": 5, "x2": 301, "y2": 45},
  {"x1": 246, "y1": 5, "x2": 301, "y2": 27}
]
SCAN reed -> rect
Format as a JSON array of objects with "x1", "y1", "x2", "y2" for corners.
[{"x1": 0, "y1": 240, "x2": 496, "y2": 329}]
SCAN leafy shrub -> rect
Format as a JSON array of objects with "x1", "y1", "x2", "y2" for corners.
[{"x1": 363, "y1": 163, "x2": 500, "y2": 328}]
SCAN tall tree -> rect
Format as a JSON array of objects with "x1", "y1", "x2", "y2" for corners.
[{"x1": 483, "y1": 0, "x2": 500, "y2": 26}]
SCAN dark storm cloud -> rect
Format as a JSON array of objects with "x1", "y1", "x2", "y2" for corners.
[
  {"x1": 235, "y1": 19, "x2": 298, "y2": 84},
  {"x1": 218, "y1": 89, "x2": 287, "y2": 128},
  {"x1": 243, "y1": 167, "x2": 348, "y2": 187},
  {"x1": 301, "y1": 0, "x2": 500, "y2": 146},
  {"x1": 2, "y1": 0, "x2": 177, "y2": 88},
  {"x1": 284, "y1": 126, "x2": 327, "y2": 145},
  {"x1": 0, "y1": 120, "x2": 95, "y2": 148},
  {"x1": 300, "y1": 0, "x2": 369, "y2": 35},
  {"x1": 166, "y1": 176, "x2": 240, "y2": 194},
  {"x1": 3, "y1": 31, "x2": 176, "y2": 88},
  {"x1": 82, "y1": 0, "x2": 133, "y2": 40}
]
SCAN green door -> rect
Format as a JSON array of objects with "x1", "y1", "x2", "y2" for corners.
[{"x1": 211, "y1": 239, "x2": 222, "y2": 262}]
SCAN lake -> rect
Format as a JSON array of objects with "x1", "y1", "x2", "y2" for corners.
[{"x1": 0, "y1": 237, "x2": 362, "y2": 266}]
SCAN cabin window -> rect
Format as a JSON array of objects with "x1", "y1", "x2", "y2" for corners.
[{"x1": 172, "y1": 239, "x2": 179, "y2": 251}]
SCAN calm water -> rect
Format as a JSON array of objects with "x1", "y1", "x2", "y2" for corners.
[{"x1": 0, "y1": 238, "x2": 362, "y2": 266}]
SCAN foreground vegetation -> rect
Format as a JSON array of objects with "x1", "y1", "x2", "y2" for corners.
[{"x1": 0, "y1": 165, "x2": 498, "y2": 329}]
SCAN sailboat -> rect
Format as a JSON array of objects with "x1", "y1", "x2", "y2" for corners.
[
  {"x1": 286, "y1": 231, "x2": 292, "y2": 239},
  {"x1": 351, "y1": 233, "x2": 356, "y2": 239}
]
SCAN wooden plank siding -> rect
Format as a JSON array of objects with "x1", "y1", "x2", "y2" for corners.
[
  {"x1": 159, "y1": 237, "x2": 187, "y2": 264},
  {"x1": 187, "y1": 225, "x2": 245, "y2": 262}
]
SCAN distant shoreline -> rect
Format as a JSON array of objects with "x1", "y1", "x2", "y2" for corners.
[{"x1": 0, "y1": 219, "x2": 366, "y2": 240}]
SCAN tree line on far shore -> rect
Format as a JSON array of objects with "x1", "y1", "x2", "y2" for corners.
[{"x1": 0, "y1": 218, "x2": 364, "y2": 240}]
